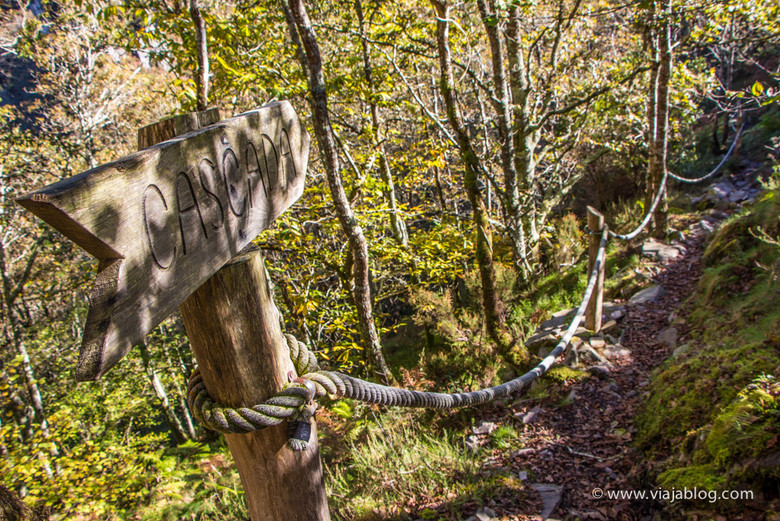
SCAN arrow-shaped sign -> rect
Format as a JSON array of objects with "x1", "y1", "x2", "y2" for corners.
[{"x1": 17, "y1": 101, "x2": 309, "y2": 381}]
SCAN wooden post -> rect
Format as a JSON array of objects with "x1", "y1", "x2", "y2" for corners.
[
  {"x1": 141, "y1": 112, "x2": 330, "y2": 521},
  {"x1": 585, "y1": 206, "x2": 605, "y2": 333},
  {"x1": 180, "y1": 249, "x2": 330, "y2": 520}
]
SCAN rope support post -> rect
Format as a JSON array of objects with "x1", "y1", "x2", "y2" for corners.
[
  {"x1": 586, "y1": 206, "x2": 606, "y2": 333},
  {"x1": 139, "y1": 113, "x2": 330, "y2": 521}
]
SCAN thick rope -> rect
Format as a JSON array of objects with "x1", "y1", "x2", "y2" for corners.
[
  {"x1": 609, "y1": 169, "x2": 668, "y2": 241},
  {"x1": 187, "y1": 229, "x2": 609, "y2": 449},
  {"x1": 667, "y1": 123, "x2": 744, "y2": 184},
  {"x1": 608, "y1": 123, "x2": 743, "y2": 241},
  {"x1": 187, "y1": 370, "x2": 312, "y2": 434}
]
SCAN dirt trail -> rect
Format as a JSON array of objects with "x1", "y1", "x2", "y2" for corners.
[{"x1": 481, "y1": 234, "x2": 708, "y2": 521}]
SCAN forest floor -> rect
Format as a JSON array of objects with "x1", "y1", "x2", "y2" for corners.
[
  {"x1": 454, "y1": 177, "x2": 775, "y2": 520},
  {"x1": 477, "y1": 233, "x2": 708, "y2": 521}
]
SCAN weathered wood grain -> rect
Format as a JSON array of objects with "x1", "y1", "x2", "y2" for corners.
[
  {"x1": 16, "y1": 101, "x2": 309, "y2": 380},
  {"x1": 137, "y1": 108, "x2": 221, "y2": 149},
  {"x1": 179, "y1": 248, "x2": 330, "y2": 521},
  {"x1": 586, "y1": 206, "x2": 605, "y2": 333}
]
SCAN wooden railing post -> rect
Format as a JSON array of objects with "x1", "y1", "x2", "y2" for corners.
[
  {"x1": 586, "y1": 206, "x2": 605, "y2": 333},
  {"x1": 139, "y1": 111, "x2": 330, "y2": 521}
]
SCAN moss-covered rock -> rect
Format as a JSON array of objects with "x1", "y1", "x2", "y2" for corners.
[
  {"x1": 658, "y1": 464, "x2": 727, "y2": 492},
  {"x1": 635, "y1": 187, "x2": 780, "y2": 507},
  {"x1": 526, "y1": 366, "x2": 590, "y2": 401}
]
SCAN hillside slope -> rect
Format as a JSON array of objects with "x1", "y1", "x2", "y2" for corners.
[{"x1": 636, "y1": 182, "x2": 780, "y2": 519}]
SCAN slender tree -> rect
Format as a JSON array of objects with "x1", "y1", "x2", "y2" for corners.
[
  {"x1": 645, "y1": 0, "x2": 671, "y2": 239},
  {"x1": 398, "y1": 0, "x2": 645, "y2": 274},
  {"x1": 429, "y1": 0, "x2": 521, "y2": 367},
  {"x1": 189, "y1": 0, "x2": 209, "y2": 111},
  {"x1": 355, "y1": 0, "x2": 408, "y2": 246},
  {"x1": 0, "y1": 167, "x2": 60, "y2": 480},
  {"x1": 138, "y1": 340, "x2": 190, "y2": 443},
  {"x1": 287, "y1": 0, "x2": 394, "y2": 384}
]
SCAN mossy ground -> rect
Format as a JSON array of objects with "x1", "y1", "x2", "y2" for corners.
[{"x1": 635, "y1": 187, "x2": 780, "y2": 511}]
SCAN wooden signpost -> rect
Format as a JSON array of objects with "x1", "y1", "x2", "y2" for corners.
[
  {"x1": 17, "y1": 102, "x2": 331, "y2": 520},
  {"x1": 17, "y1": 101, "x2": 308, "y2": 381}
]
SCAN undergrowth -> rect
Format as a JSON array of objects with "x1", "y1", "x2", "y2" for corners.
[
  {"x1": 321, "y1": 407, "x2": 525, "y2": 521},
  {"x1": 133, "y1": 440, "x2": 249, "y2": 521},
  {"x1": 635, "y1": 185, "x2": 780, "y2": 510}
]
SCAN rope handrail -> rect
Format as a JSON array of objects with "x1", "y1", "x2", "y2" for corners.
[
  {"x1": 667, "y1": 123, "x2": 744, "y2": 184},
  {"x1": 609, "y1": 169, "x2": 668, "y2": 241},
  {"x1": 188, "y1": 228, "x2": 610, "y2": 449},
  {"x1": 607, "y1": 122, "x2": 743, "y2": 241}
]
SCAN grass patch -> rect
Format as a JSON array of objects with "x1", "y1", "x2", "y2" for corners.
[{"x1": 325, "y1": 410, "x2": 526, "y2": 521}]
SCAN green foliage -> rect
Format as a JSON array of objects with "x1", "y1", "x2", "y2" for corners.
[
  {"x1": 135, "y1": 442, "x2": 249, "y2": 521},
  {"x1": 507, "y1": 245, "x2": 600, "y2": 341},
  {"x1": 1, "y1": 402, "x2": 166, "y2": 517},
  {"x1": 539, "y1": 213, "x2": 587, "y2": 271},
  {"x1": 408, "y1": 288, "x2": 462, "y2": 345},
  {"x1": 404, "y1": 278, "x2": 515, "y2": 392},
  {"x1": 325, "y1": 410, "x2": 522, "y2": 521},
  {"x1": 1, "y1": 0, "x2": 778, "y2": 518},
  {"x1": 636, "y1": 188, "x2": 780, "y2": 498},
  {"x1": 704, "y1": 378, "x2": 779, "y2": 469}
]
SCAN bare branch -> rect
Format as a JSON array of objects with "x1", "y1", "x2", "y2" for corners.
[
  {"x1": 189, "y1": 0, "x2": 209, "y2": 111},
  {"x1": 531, "y1": 65, "x2": 648, "y2": 133},
  {"x1": 381, "y1": 46, "x2": 457, "y2": 146}
]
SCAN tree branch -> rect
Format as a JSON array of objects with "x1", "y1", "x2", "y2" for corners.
[
  {"x1": 189, "y1": 0, "x2": 209, "y2": 111},
  {"x1": 381, "y1": 46, "x2": 458, "y2": 146},
  {"x1": 531, "y1": 65, "x2": 648, "y2": 133}
]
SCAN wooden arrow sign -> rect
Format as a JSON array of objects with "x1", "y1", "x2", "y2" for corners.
[{"x1": 17, "y1": 101, "x2": 309, "y2": 381}]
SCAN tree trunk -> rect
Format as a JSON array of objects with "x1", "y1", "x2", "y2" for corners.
[
  {"x1": 160, "y1": 339, "x2": 198, "y2": 440},
  {"x1": 430, "y1": 0, "x2": 524, "y2": 368},
  {"x1": 178, "y1": 393, "x2": 197, "y2": 440},
  {"x1": 506, "y1": 5, "x2": 536, "y2": 275},
  {"x1": 477, "y1": 0, "x2": 534, "y2": 277},
  {"x1": 653, "y1": 4, "x2": 670, "y2": 239},
  {"x1": 287, "y1": 0, "x2": 393, "y2": 384},
  {"x1": 646, "y1": 0, "x2": 670, "y2": 239},
  {"x1": 189, "y1": 0, "x2": 209, "y2": 111},
  {"x1": 0, "y1": 483, "x2": 49, "y2": 521},
  {"x1": 476, "y1": 0, "x2": 515, "y2": 215},
  {"x1": 645, "y1": 31, "x2": 659, "y2": 211},
  {"x1": 0, "y1": 370, "x2": 33, "y2": 441},
  {"x1": 711, "y1": 113, "x2": 721, "y2": 155},
  {"x1": 282, "y1": 3, "x2": 309, "y2": 78},
  {"x1": 138, "y1": 340, "x2": 188, "y2": 443}
]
